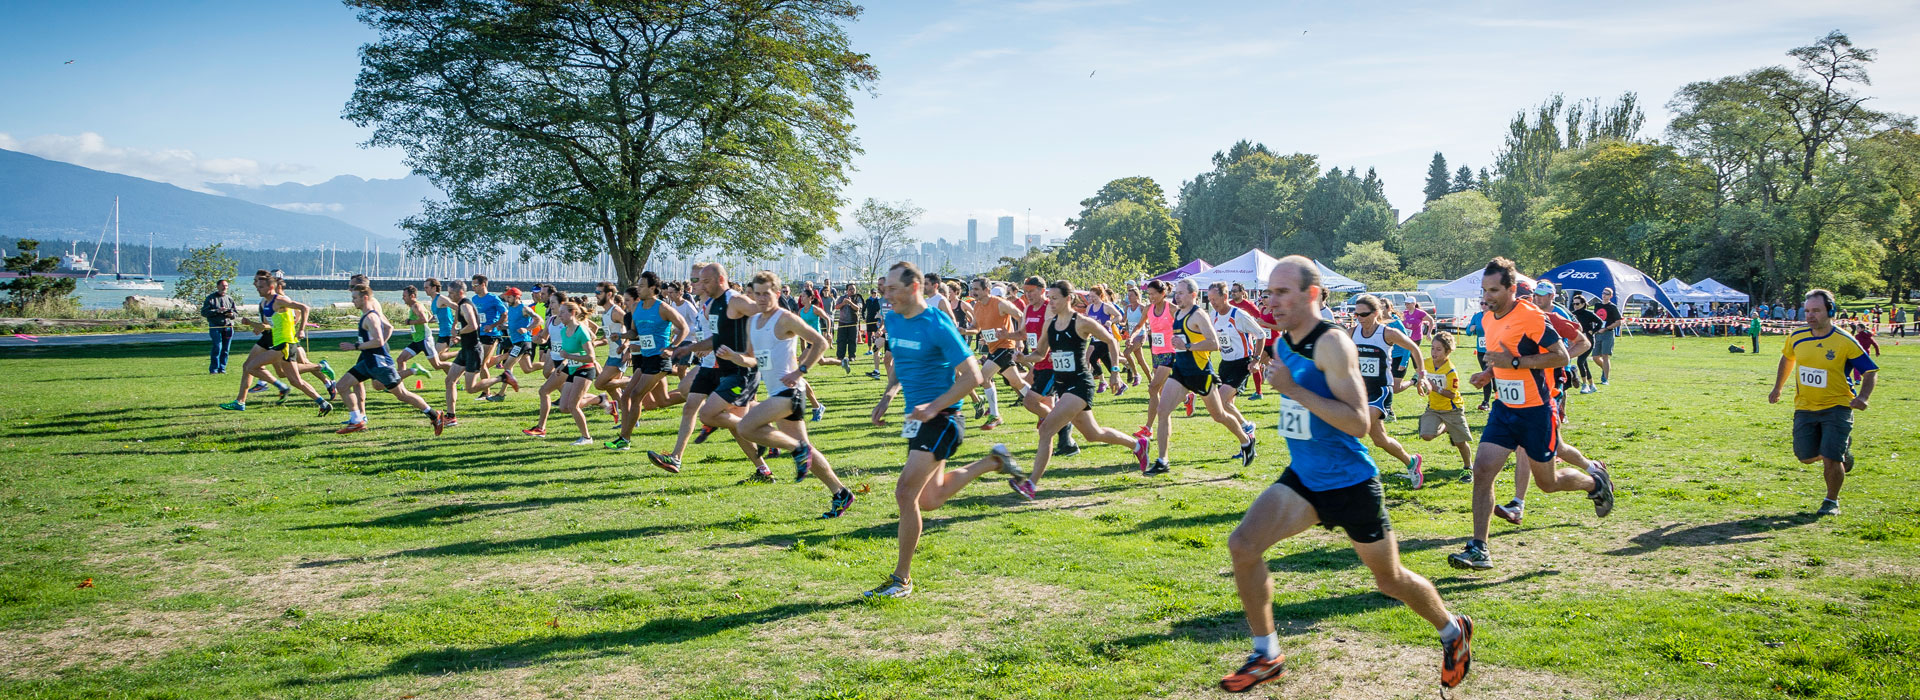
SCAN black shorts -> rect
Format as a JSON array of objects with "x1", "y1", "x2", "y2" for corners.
[
  {"x1": 1792, "y1": 406, "x2": 1853, "y2": 463},
  {"x1": 1277, "y1": 469, "x2": 1392, "y2": 544},
  {"x1": 436, "y1": 335, "x2": 452, "y2": 349},
  {"x1": 479, "y1": 335, "x2": 500, "y2": 347},
  {"x1": 1052, "y1": 370, "x2": 1094, "y2": 404},
  {"x1": 904, "y1": 409, "x2": 964, "y2": 460},
  {"x1": 632, "y1": 353, "x2": 671, "y2": 376},
  {"x1": 564, "y1": 364, "x2": 596, "y2": 382},
  {"x1": 865, "y1": 323, "x2": 880, "y2": 341},
  {"x1": 508, "y1": 341, "x2": 534, "y2": 358},
  {"x1": 1088, "y1": 340, "x2": 1113, "y2": 375},
  {"x1": 1218, "y1": 357, "x2": 1252, "y2": 393},
  {"x1": 715, "y1": 371, "x2": 759, "y2": 407},
  {"x1": 255, "y1": 333, "x2": 274, "y2": 350},
  {"x1": 403, "y1": 339, "x2": 431, "y2": 356},
  {"x1": 1030, "y1": 368, "x2": 1057, "y2": 395},
  {"x1": 1172, "y1": 369, "x2": 1216, "y2": 396},
  {"x1": 348, "y1": 355, "x2": 402, "y2": 388},
  {"x1": 1481, "y1": 402, "x2": 1558, "y2": 463},
  {"x1": 454, "y1": 343, "x2": 483, "y2": 370},
  {"x1": 987, "y1": 348, "x2": 1016, "y2": 371},
  {"x1": 1391, "y1": 355, "x2": 1409, "y2": 379},
  {"x1": 688, "y1": 365, "x2": 722, "y2": 396},
  {"x1": 772, "y1": 387, "x2": 806, "y2": 422}
]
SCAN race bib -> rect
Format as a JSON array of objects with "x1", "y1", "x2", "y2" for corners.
[
  {"x1": 1358, "y1": 357, "x2": 1381, "y2": 377},
  {"x1": 756, "y1": 349, "x2": 772, "y2": 371},
  {"x1": 550, "y1": 349, "x2": 565, "y2": 362},
  {"x1": 706, "y1": 315, "x2": 719, "y2": 339},
  {"x1": 1026, "y1": 332, "x2": 1039, "y2": 349},
  {"x1": 1276, "y1": 397, "x2": 1311, "y2": 440},
  {"x1": 1050, "y1": 351, "x2": 1076, "y2": 372},
  {"x1": 1798, "y1": 366, "x2": 1828, "y2": 388},
  {"x1": 981, "y1": 329, "x2": 998, "y2": 344},
  {"x1": 1151, "y1": 332, "x2": 1167, "y2": 348},
  {"x1": 901, "y1": 419, "x2": 922, "y2": 439},
  {"x1": 637, "y1": 335, "x2": 657, "y2": 351},
  {"x1": 1495, "y1": 377, "x2": 1527, "y2": 406}
]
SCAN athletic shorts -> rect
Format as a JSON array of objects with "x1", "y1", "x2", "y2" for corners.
[
  {"x1": 1172, "y1": 369, "x2": 1216, "y2": 396},
  {"x1": 1366, "y1": 385, "x2": 1391, "y2": 414},
  {"x1": 988, "y1": 348, "x2": 1016, "y2": 371},
  {"x1": 1391, "y1": 355, "x2": 1409, "y2": 379},
  {"x1": 1277, "y1": 469, "x2": 1391, "y2": 544},
  {"x1": 348, "y1": 355, "x2": 402, "y2": 388},
  {"x1": 1420, "y1": 407, "x2": 1472, "y2": 444},
  {"x1": 1051, "y1": 370, "x2": 1094, "y2": 404},
  {"x1": 403, "y1": 338, "x2": 433, "y2": 356},
  {"x1": 1088, "y1": 340, "x2": 1113, "y2": 375},
  {"x1": 1218, "y1": 357, "x2": 1252, "y2": 393},
  {"x1": 603, "y1": 355, "x2": 625, "y2": 371},
  {"x1": 508, "y1": 341, "x2": 534, "y2": 358},
  {"x1": 688, "y1": 366, "x2": 722, "y2": 397},
  {"x1": 1481, "y1": 402, "x2": 1557, "y2": 463},
  {"x1": 1152, "y1": 352, "x2": 1176, "y2": 369},
  {"x1": 715, "y1": 371, "x2": 759, "y2": 407},
  {"x1": 1594, "y1": 330, "x2": 1617, "y2": 355},
  {"x1": 904, "y1": 409, "x2": 964, "y2": 460},
  {"x1": 479, "y1": 335, "x2": 500, "y2": 347},
  {"x1": 1029, "y1": 368, "x2": 1057, "y2": 396},
  {"x1": 454, "y1": 343, "x2": 483, "y2": 370},
  {"x1": 1792, "y1": 406, "x2": 1852, "y2": 463},
  {"x1": 255, "y1": 333, "x2": 274, "y2": 350},
  {"x1": 564, "y1": 364, "x2": 596, "y2": 382},
  {"x1": 772, "y1": 387, "x2": 806, "y2": 422},
  {"x1": 436, "y1": 335, "x2": 452, "y2": 349},
  {"x1": 632, "y1": 354, "x2": 671, "y2": 376}
]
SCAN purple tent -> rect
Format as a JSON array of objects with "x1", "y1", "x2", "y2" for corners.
[{"x1": 1152, "y1": 259, "x2": 1211, "y2": 282}]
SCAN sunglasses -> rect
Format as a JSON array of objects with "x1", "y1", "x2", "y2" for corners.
[{"x1": 1355, "y1": 310, "x2": 1374, "y2": 317}]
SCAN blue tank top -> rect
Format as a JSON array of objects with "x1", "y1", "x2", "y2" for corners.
[
  {"x1": 1274, "y1": 321, "x2": 1377, "y2": 491},
  {"x1": 433, "y1": 295, "x2": 455, "y2": 337},
  {"x1": 259, "y1": 296, "x2": 275, "y2": 324},
  {"x1": 357, "y1": 310, "x2": 392, "y2": 363},
  {"x1": 630, "y1": 299, "x2": 670, "y2": 357}
]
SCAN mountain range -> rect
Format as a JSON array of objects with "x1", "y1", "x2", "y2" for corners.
[
  {"x1": 211, "y1": 173, "x2": 439, "y2": 241},
  {"x1": 0, "y1": 148, "x2": 406, "y2": 250}
]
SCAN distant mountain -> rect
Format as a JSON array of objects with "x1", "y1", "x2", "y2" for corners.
[
  {"x1": 211, "y1": 174, "x2": 441, "y2": 240},
  {"x1": 0, "y1": 148, "x2": 398, "y2": 250}
]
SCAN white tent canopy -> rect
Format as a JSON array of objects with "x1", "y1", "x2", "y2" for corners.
[
  {"x1": 1660, "y1": 278, "x2": 1716, "y2": 304},
  {"x1": 1425, "y1": 268, "x2": 1536, "y2": 300},
  {"x1": 1691, "y1": 278, "x2": 1749, "y2": 303},
  {"x1": 1179, "y1": 249, "x2": 1365, "y2": 292}
]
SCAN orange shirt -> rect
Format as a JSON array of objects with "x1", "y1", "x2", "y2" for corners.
[
  {"x1": 1482, "y1": 299, "x2": 1562, "y2": 409},
  {"x1": 974, "y1": 298, "x2": 1019, "y2": 351}
]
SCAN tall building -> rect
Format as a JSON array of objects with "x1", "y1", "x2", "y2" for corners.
[
  {"x1": 967, "y1": 219, "x2": 978, "y2": 252},
  {"x1": 996, "y1": 216, "x2": 1014, "y2": 248}
]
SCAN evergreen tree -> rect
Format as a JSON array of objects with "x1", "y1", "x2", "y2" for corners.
[
  {"x1": 1452, "y1": 165, "x2": 1476, "y2": 193},
  {"x1": 1423, "y1": 152, "x2": 1451, "y2": 203}
]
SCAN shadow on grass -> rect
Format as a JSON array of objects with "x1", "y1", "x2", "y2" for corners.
[
  {"x1": 707, "y1": 500, "x2": 1105, "y2": 551},
  {"x1": 289, "y1": 490, "x2": 646, "y2": 531},
  {"x1": 295, "y1": 520, "x2": 713, "y2": 567},
  {"x1": 1110, "y1": 569, "x2": 1562, "y2": 648},
  {"x1": 1604, "y1": 513, "x2": 1820, "y2": 556},
  {"x1": 290, "y1": 598, "x2": 859, "y2": 686}
]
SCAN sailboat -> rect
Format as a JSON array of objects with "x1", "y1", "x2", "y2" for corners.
[{"x1": 92, "y1": 198, "x2": 164, "y2": 291}]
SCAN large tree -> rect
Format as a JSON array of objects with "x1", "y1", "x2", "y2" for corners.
[
  {"x1": 1172, "y1": 141, "x2": 1320, "y2": 263},
  {"x1": 1397, "y1": 190, "x2": 1499, "y2": 279},
  {"x1": 1423, "y1": 152, "x2": 1451, "y2": 203},
  {"x1": 1061, "y1": 199, "x2": 1179, "y2": 274},
  {"x1": 345, "y1": 0, "x2": 876, "y2": 288},
  {"x1": 829, "y1": 198, "x2": 922, "y2": 284}
]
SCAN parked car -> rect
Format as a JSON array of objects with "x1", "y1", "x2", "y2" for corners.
[{"x1": 1371, "y1": 291, "x2": 1435, "y2": 315}]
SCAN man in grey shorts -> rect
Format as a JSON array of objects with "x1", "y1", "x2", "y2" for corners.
[
  {"x1": 1591, "y1": 287, "x2": 1623, "y2": 385},
  {"x1": 1769, "y1": 289, "x2": 1877, "y2": 516}
]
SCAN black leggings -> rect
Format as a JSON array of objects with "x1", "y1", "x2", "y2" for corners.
[
  {"x1": 835, "y1": 326, "x2": 857, "y2": 364},
  {"x1": 1475, "y1": 351, "x2": 1492, "y2": 404},
  {"x1": 1576, "y1": 349, "x2": 1594, "y2": 381},
  {"x1": 1089, "y1": 340, "x2": 1115, "y2": 377}
]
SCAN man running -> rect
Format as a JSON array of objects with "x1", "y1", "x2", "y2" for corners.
[
  {"x1": 1016, "y1": 281, "x2": 1151, "y2": 495},
  {"x1": 1220, "y1": 255, "x2": 1472, "y2": 693},
  {"x1": 730, "y1": 272, "x2": 858, "y2": 519},
  {"x1": 1348, "y1": 294, "x2": 1430, "y2": 488},
  {"x1": 1449, "y1": 259, "x2": 1614, "y2": 571},
  {"x1": 651, "y1": 263, "x2": 774, "y2": 479},
  {"x1": 863, "y1": 262, "x2": 1028, "y2": 599},
  {"x1": 332, "y1": 284, "x2": 445, "y2": 434},
  {"x1": 438, "y1": 280, "x2": 485, "y2": 426},
  {"x1": 606, "y1": 275, "x2": 689, "y2": 451},
  {"x1": 218, "y1": 270, "x2": 333, "y2": 415},
  {"x1": 394, "y1": 284, "x2": 446, "y2": 383},
  {"x1": 970, "y1": 279, "x2": 1024, "y2": 431},
  {"x1": 1769, "y1": 288, "x2": 1876, "y2": 516},
  {"x1": 1145, "y1": 279, "x2": 1256, "y2": 476}
]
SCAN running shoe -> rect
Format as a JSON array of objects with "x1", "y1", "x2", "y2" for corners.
[
  {"x1": 791, "y1": 443, "x2": 813, "y2": 482},
  {"x1": 1476, "y1": 402, "x2": 1489, "y2": 412},
  {"x1": 863, "y1": 574, "x2": 912, "y2": 599},
  {"x1": 1132, "y1": 436, "x2": 1151, "y2": 472},
  {"x1": 1052, "y1": 442, "x2": 1081, "y2": 458},
  {"x1": 1586, "y1": 460, "x2": 1614, "y2": 517},
  {"x1": 974, "y1": 403, "x2": 985, "y2": 420},
  {"x1": 318, "y1": 359, "x2": 337, "y2": 381},
  {"x1": 602, "y1": 395, "x2": 617, "y2": 416},
  {"x1": 1447, "y1": 542, "x2": 1493, "y2": 570},
  {"x1": 647, "y1": 450, "x2": 682, "y2": 474},
  {"x1": 1218, "y1": 653, "x2": 1286, "y2": 693},
  {"x1": 1600, "y1": 377, "x2": 1609, "y2": 386},
  {"x1": 1184, "y1": 394, "x2": 1195, "y2": 417},
  {"x1": 821, "y1": 489, "x2": 854, "y2": 519},
  {"x1": 1239, "y1": 437, "x2": 1258, "y2": 468},
  {"x1": 990, "y1": 443, "x2": 1028, "y2": 480},
  {"x1": 1406, "y1": 454, "x2": 1425, "y2": 490},
  {"x1": 571, "y1": 437, "x2": 594, "y2": 446},
  {"x1": 502, "y1": 371, "x2": 520, "y2": 391},
  {"x1": 325, "y1": 380, "x2": 338, "y2": 401},
  {"x1": 1113, "y1": 382, "x2": 1127, "y2": 397},
  {"x1": 523, "y1": 426, "x2": 546, "y2": 437},
  {"x1": 866, "y1": 370, "x2": 883, "y2": 379},
  {"x1": 336, "y1": 422, "x2": 367, "y2": 435},
  {"x1": 316, "y1": 400, "x2": 333, "y2": 417},
  {"x1": 1440, "y1": 615, "x2": 1474, "y2": 688},
  {"x1": 219, "y1": 400, "x2": 246, "y2": 411},
  {"x1": 1383, "y1": 406, "x2": 1397, "y2": 422},
  {"x1": 442, "y1": 412, "x2": 458, "y2": 427},
  {"x1": 247, "y1": 380, "x2": 271, "y2": 394},
  {"x1": 605, "y1": 437, "x2": 630, "y2": 451},
  {"x1": 483, "y1": 393, "x2": 506, "y2": 403},
  {"x1": 1816, "y1": 499, "x2": 1840, "y2": 516},
  {"x1": 980, "y1": 416, "x2": 1002, "y2": 431},
  {"x1": 1843, "y1": 449, "x2": 1854, "y2": 474},
  {"x1": 1247, "y1": 392, "x2": 1263, "y2": 401},
  {"x1": 1579, "y1": 384, "x2": 1596, "y2": 395},
  {"x1": 410, "y1": 363, "x2": 433, "y2": 380},
  {"x1": 1095, "y1": 383, "x2": 1107, "y2": 394},
  {"x1": 1493, "y1": 501, "x2": 1523, "y2": 525},
  {"x1": 1144, "y1": 458, "x2": 1170, "y2": 476},
  {"x1": 1459, "y1": 470, "x2": 1473, "y2": 483},
  {"x1": 812, "y1": 405, "x2": 826, "y2": 422},
  {"x1": 693, "y1": 424, "x2": 718, "y2": 444},
  {"x1": 429, "y1": 411, "x2": 445, "y2": 436},
  {"x1": 1011, "y1": 478, "x2": 1037, "y2": 500},
  {"x1": 1133, "y1": 425, "x2": 1152, "y2": 439},
  {"x1": 276, "y1": 385, "x2": 291, "y2": 404},
  {"x1": 742, "y1": 468, "x2": 775, "y2": 484}
]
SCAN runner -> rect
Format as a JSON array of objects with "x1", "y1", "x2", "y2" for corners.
[
  {"x1": 863, "y1": 261, "x2": 1028, "y2": 599},
  {"x1": 1769, "y1": 288, "x2": 1876, "y2": 516},
  {"x1": 1018, "y1": 276, "x2": 1079, "y2": 457},
  {"x1": 1128, "y1": 280, "x2": 1178, "y2": 439},
  {"x1": 470, "y1": 274, "x2": 508, "y2": 380},
  {"x1": 863, "y1": 283, "x2": 886, "y2": 378},
  {"x1": 1348, "y1": 294, "x2": 1430, "y2": 488},
  {"x1": 652, "y1": 263, "x2": 775, "y2": 480},
  {"x1": 1219, "y1": 255, "x2": 1472, "y2": 693},
  {"x1": 437, "y1": 280, "x2": 485, "y2": 426},
  {"x1": 591, "y1": 282, "x2": 632, "y2": 398},
  {"x1": 1086, "y1": 285, "x2": 1127, "y2": 396},
  {"x1": 547, "y1": 300, "x2": 600, "y2": 445},
  {"x1": 1491, "y1": 280, "x2": 1606, "y2": 525},
  {"x1": 1591, "y1": 287, "x2": 1622, "y2": 385},
  {"x1": 1449, "y1": 258, "x2": 1614, "y2": 571},
  {"x1": 331, "y1": 284, "x2": 445, "y2": 435},
  {"x1": 1121, "y1": 287, "x2": 1149, "y2": 387},
  {"x1": 393, "y1": 284, "x2": 446, "y2": 383},
  {"x1": 1014, "y1": 281, "x2": 1152, "y2": 495},
  {"x1": 730, "y1": 272, "x2": 857, "y2": 519},
  {"x1": 218, "y1": 270, "x2": 333, "y2": 415},
  {"x1": 1416, "y1": 331, "x2": 1472, "y2": 479},
  {"x1": 427, "y1": 277, "x2": 458, "y2": 364},
  {"x1": 970, "y1": 279, "x2": 1024, "y2": 431},
  {"x1": 523, "y1": 290, "x2": 609, "y2": 437},
  {"x1": 606, "y1": 274, "x2": 689, "y2": 451},
  {"x1": 1228, "y1": 283, "x2": 1268, "y2": 400},
  {"x1": 494, "y1": 287, "x2": 539, "y2": 390},
  {"x1": 1208, "y1": 281, "x2": 1268, "y2": 463},
  {"x1": 1144, "y1": 279, "x2": 1256, "y2": 476}
]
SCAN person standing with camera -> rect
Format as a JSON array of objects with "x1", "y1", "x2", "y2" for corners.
[{"x1": 201, "y1": 278, "x2": 237, "y2": 374}]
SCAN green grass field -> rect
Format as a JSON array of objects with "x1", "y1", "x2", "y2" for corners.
[{"x1": 2, "y1": 334, "x2": 1917, "y2": 699}]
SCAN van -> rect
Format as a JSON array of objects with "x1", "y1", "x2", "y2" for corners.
[{"x1": 1371, "y1": 291, "x2": 1435, "y2": 315}]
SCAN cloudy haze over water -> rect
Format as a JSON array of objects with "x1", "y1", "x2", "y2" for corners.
[{"x1": 4, "y1": 0, "x2": 1918, "y2": 246}]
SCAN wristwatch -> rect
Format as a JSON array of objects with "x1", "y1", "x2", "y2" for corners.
[
  {"x1": 1509, "y1": 357, "x2": 1521, "y2": 369},
  {"x1": 798, "y1": 364, "x2": 810, "y2": 374}
]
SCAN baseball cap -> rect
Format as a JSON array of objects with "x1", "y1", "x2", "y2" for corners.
[
  {"x1": 504, "y1": 286, "x2": 522, "y2": 297},
  {"x1": 1533, "y1": 281, "x2": 1556, "y2": 296}
]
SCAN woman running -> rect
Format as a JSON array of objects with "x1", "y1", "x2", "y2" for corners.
[
  {"x1": 1129, "y1": 280, "x2": 1179, "y2": 438},
  {"x1": 332, "y1": 284, "x2": 444, "y2": 434},
  {"x1": 1014, "y1": 281, "x2": 1151, "y2": 496},
  {"x1": 219, "y1": 270, "x2": 332, "y2": 415},
  {"x1": 549, "y1": 301, "x2": 600, "y2": 445},
  {"x1": 1349, "y1": 294, "x2": 1431, "y2": 488},
  {"x1": 607, "y1": 274, "x2": 689, "y2": 451}
]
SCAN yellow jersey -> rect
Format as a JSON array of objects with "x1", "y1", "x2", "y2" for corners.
[
  {"x1": 1424, "y1": 356, "x2": 1461, "y2": 412},
  {"x1": 1782, "y1": 327, "x2": 1876, "y2": 411}
]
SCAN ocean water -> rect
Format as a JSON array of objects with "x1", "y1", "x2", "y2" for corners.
[{"x1": 75, "y1": 276, "x2": 357, "y2": 311}]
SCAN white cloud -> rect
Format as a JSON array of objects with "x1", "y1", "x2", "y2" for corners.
[{"x1": 0, "y1": 131, "x2": 311, "y2": 193}]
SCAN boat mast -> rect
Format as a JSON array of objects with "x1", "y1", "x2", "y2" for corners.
[{"x1": 113, "y1": 197, "x2": 121, "y2": 277}]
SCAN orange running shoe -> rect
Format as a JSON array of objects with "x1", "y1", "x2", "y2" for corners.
[
  {"x1": 335, "y1": 422, "x2": 367, "y2": 435},
  {"x1": 1219, "y1": 653, "x2": 1285, "y2": 693},
  {"x1": 1440, "y1": 614, "x2": 1473, "y2": 688}
]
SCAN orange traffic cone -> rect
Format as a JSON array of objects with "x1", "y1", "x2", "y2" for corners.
[{"x1": 415, "y1": 379, "x2": 424, "y2": 389}]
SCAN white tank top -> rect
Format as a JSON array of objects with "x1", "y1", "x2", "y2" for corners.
[
  {"x1": 1350, "y1": 323, "x2": 1392, "y2": 388},
  {"x1": 1213, "y1": 308, "x2": 1249, "y2": 361},
  {"x1": 750, "y1": 308, "x2": 798, "y2": 388}
]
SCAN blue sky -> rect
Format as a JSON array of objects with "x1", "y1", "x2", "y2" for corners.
[{"x1": 4, "y1": 0, "x2": 1919, "y2": 246}]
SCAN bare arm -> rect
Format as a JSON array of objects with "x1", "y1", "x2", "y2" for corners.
[{"x1": 1306, "y1": 333, "x2": 1373, "y2": 437}]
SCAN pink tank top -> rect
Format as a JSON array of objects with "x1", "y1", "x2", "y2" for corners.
[{"x1": 1146, "y1": 302, "x2": 1175, "y2": 354}]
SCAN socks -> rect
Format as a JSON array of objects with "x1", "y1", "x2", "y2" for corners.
[
  {"x1": 1252, "y1": 632, "x2": 1279, "y2": 660},
  {"x1": 347, "y1": 410, "x2": 365, "y2": 423},
  {"x1": 986, "y1": 383, "x2": 1000, "y2": 416},
  {"x1": 1440, "y1": 617, "x2": 1463, "y2": 644},
  {"x1": 275, "y1": 381, "x2": 290, "y2": 391}
]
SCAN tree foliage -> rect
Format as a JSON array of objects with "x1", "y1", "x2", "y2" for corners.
[
  {"x1": 829, "y1": 198, "x2": 922, "y2": 284},
  {"x1": 344, "y1": 0, "x2": 876, "y2": 287},
  {"x1": 1171, "y1": 141, "x2": 1320, "y2": 263},
  {"x1": 1423, "y1": 152, "x2": 1451, "y2": 203},
  {"x1": 1397, "y1": 191, "x2": 1499, "y2": 280},
  {"x1": 173, "y1": 243, "x2": 238, "y2": 303},
  {"x1": 1333, "y1": 240, "x2": 1413, "y2": 291},
  {"x1": 1, "y1": 239, "x2": 78, "y2": 313},
  {"x1": 1061, "y1": 197, "x2": 1179, "y2": 274}
]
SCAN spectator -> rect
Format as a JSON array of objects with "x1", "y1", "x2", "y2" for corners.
[{"x1": 201, "y1": 279, "x2": 238, "y2": 374}]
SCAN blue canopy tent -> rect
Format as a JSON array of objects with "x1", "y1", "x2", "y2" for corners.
[{"x1": 1538, "y1": 258, "x2": 1679, "y2": 316}]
